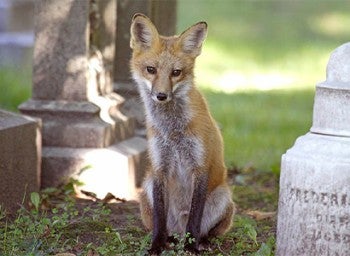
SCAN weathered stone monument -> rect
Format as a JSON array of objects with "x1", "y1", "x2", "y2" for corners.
[
  {"x1": 19, "y1": 0, "x2": 148, "y2": 200},
  {"x1": 0, "y1": 110, "x2": 41, "y2": 211},
  {"x1": 277, "y1": 43, "x2": 350, "y2": 255}
]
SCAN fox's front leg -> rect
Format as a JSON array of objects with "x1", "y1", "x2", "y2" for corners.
[
  {"x1": 149, "y1": 176, "x2": 167, "y2": 255},
  {"x1": 185, "y1": 172, "x2": 208, "y2": 253}
]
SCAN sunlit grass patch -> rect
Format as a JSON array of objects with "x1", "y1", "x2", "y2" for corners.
[
  {"x1": 195, "y1": 41, "x2": 329, "y2": 93},
  {"x1": 309, "y1": 12, "x2": 350, "y2": 37},
  {"x1": 178, "y1": 0, "x2": 350, "y2": 93}
]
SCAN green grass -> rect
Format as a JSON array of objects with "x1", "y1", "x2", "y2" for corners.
[
  {"x1": 0, "y1": 185, "x2": 125, "y2": 256},
  {"x1": 0, "y1": 68, "x2": 31, "y2": 112}
]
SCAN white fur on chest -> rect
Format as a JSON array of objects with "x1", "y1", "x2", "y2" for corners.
[
  {"x1": 149, "y1": 134, "x2": 204, "y2": 174},
  {"x1": 139, "y1": 77, "x2": 206, "y2": 234},
  {"x1": 149, "y1": 134, "x2": 204, "y2": 235}
]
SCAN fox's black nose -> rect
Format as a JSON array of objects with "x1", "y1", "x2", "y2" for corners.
[{"x1": 156, "y1": 93, "x2": 168, "y2": 101}]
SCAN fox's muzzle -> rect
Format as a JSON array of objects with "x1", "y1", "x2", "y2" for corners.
[
  {"x1": 156, "y1": 92, "x2": 168, "y2": 101},
  {"x1": 152, "y1": 91, "x2": 172, "y2": 103}
]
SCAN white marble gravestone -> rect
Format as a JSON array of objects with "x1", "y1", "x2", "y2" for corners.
[{"x1": 277, "y1": 43, "x2": 350, "y2": 256}]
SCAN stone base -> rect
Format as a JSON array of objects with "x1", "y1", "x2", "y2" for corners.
[
  {"x1": 19, "y1": 94, "x2": 135, "y2": 148},
  {"x1": 41, "y1": 136, "x2": 148, "y2": 200},
  {"x1": 0, "y1": 110, "x2": 41, "y2": 212},
  {"x1": 114, "y1": 81, "x2": 146, "y2": 134},
  {"x1": 19, "y1": 93, "x2": 147, "y2": 200}
]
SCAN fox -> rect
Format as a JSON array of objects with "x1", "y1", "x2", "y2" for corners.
[{"x1": 129, "y1": 13, "x2": 235, "y2": 254}]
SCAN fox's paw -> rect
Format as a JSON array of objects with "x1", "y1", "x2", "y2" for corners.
[
  {"x1": 148, "y1": 247, "x2": 162, "y2": 255},
  {"x1": 198, "y1": 237, "x2": 212, "y2": 251},
  {"x1": 184, "y1": 244, "x2": 200, "y2": 255},
  {"x1": 148, "y1": 239, "x2": 166, "y2": 255},
  {"x1": 184, "y1": 240, "x2": 200, "y2": 255}
]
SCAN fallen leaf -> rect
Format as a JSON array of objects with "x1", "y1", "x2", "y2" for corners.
[
  {"x1": 102, "y1": 192, "x2": 127, "y2": 203},
  {"x1": 80, "y1": 190, "x2": 98, "y2": 200},
  {"x1": 246, "y1": 210, "x2": 276, "y2": 220},
  {"x1": 54, "y1": 253, "x2": 76, "y2": 256},
  {"x1": 87, "y1": 249, "x2": 99, "y2": 256}
]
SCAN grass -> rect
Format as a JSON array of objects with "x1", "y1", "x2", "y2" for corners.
[
  {"x1": 0, "y1": 170, "x2": 278, "y2": 256},
  {"x1": 0, "y1": 183, "x2": 127, "y2": 256},
  {"x1": 204, "y1": 88, "x2": 314, "y2": 172}
]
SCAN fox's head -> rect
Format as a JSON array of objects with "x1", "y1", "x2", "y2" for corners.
[{"x1": 130, "y1": 13, "x2": 207, "y2": 103}]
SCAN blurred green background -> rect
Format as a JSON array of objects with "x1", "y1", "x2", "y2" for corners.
[
  {"x1": 0, "y1": 68, "x2": 31, "y2": 112},
  {"x1": 1, "y1": 0, "x2": 350, "y2": 173},
  {"x1": 177, "y1": 0, "x2": 350, "y2": 171}
]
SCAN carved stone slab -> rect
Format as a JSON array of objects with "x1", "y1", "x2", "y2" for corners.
[{"x1": 277, "y1": 43, "x2": 350, "y2": 255}]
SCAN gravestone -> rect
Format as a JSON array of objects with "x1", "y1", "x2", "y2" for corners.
[
  {"x1": 19, "y1": 0, "x2": 148, "y2": 200},
  {"x1": 277, "y1": 43, "x2": 350, "y2": 255},
  {"x1": 0, "y1": 110, "x2": 41, "y2": 211}
]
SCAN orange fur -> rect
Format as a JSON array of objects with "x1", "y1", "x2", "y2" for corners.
[{"x1": 130, "y1": 13, "x2": 235, "y2": 253}]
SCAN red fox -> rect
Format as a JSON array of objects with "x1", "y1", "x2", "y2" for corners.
[{"x1": 130, "y1": 13, "x2": 235, "y2": 254}]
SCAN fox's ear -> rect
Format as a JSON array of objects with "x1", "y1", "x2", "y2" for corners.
[
  {"x1": 178, "y1": 22, "x2": 207, "y2": 56},
  {"x1": 130, "y1": 13, "x2": 159, "y2": 49}
]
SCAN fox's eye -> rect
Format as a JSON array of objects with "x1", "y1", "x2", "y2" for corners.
[
  {"x1": 172, "y1": 69, "x2": 182, "y2": 77},
  {"x1": 146, "y1": 66, "x2": 157, "y2": 75}
]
